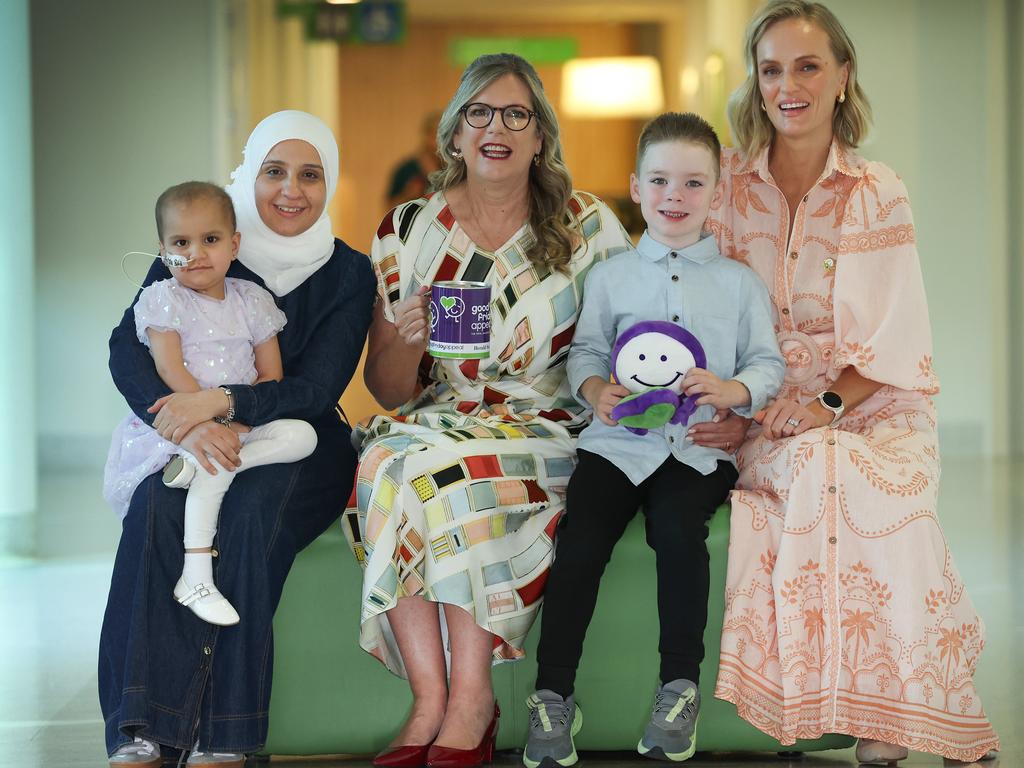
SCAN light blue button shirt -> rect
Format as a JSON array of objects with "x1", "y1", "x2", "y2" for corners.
[{"x1": 569, "y1": 231, "x2": 785, "y2": 484}]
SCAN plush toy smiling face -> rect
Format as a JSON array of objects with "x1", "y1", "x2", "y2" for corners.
[
  {"x1": 615, "y1": 333, "x2": 696, "y2": 394},
  {"x1": 611, "y1": 320, "x2": 706, "y2": 396}
]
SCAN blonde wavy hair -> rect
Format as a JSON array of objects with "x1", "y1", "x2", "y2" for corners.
[
  {"x1": 728, "y1": 0, "x2": 872, "y2": 156},
  {"x1": 430, "y1": 53, "x2": 578, "y2": 273}
]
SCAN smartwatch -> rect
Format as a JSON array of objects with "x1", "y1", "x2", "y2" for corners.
[{"x1": 816, "y1": 390, "x2": 844, "y2": 425}]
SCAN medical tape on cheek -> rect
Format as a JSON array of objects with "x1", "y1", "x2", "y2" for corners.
[{"x1": 119, "y1": 251, "x2": 193, "y2": 288}]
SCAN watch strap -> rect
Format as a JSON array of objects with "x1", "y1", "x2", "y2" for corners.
[{"x1": 816, "y1": 390, "x2": 844, "y2": 425}]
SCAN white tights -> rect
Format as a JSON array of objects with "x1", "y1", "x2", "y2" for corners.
[{"x1": 181, "y1": 419, "x2": 318, "y2": 550}]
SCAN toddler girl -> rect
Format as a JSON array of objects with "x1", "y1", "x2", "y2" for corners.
[{"x1": 103, "y1": 181, "x2": 316, "y2": 626}]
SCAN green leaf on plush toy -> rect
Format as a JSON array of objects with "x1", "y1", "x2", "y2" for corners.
[{"x1": 616, "y1": 392, "x2": 677, "y2": 429}]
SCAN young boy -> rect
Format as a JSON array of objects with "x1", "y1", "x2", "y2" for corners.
[{"x1": 523, "y1": 113, "x2": 785, "y2": 765}]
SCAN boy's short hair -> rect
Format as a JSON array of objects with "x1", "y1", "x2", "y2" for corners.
[
  {"x1": 636, "y1": 112, "x2": 722, "y2": 181},
  {"x1": 155, "y1": 181, "x2": 236, "y2": 240}
]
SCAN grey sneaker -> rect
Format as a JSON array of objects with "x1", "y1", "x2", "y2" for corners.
[
  {"x1": 637, "y1": 679, "x2": 700, "y2": 761},
  {"x1": 186, "y1": 741, "x2": 244, "y2": 768},
  {"x1": 523, "y1": 689, "x2": 583, "y2": 768},
  {"x1": 109, "y1": 737, "x2": 161, "y2": 767}
]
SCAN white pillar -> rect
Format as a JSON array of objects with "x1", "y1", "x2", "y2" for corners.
[{"x1": 0, "y1": 0, "x2": 36, "y2": 556}]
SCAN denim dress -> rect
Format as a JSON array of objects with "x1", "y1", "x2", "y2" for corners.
[{"x1": 98, "y1": 239, "x2": 375, "y2": 756}]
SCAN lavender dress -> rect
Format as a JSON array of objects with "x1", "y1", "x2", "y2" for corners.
[{"x1": 103, "y1": 277, "x2": 286, "y2": 518}]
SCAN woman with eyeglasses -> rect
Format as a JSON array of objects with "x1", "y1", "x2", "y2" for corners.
[{"x1": 343, "y1": 53, "x2": 633, "y2": 768}]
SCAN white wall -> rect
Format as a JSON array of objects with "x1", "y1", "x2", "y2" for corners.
[
  {"x1": 821, "y1": 0, "x2": 1011, "y2": 455},
  {"x1": 32, "y1": 0, "x2": 226, "y2": 465},
  {"x1": 1, "y1": 0, "x2": 36, "y2": 554}
]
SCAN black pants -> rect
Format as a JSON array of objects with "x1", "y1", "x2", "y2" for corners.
[{"x1": 535, "y1": 450, "x2": 737, "y2": 696}]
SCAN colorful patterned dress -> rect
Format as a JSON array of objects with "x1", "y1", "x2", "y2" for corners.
[
  {"x1": 343, "y1": 191, "x2": 633, "y2": 677},
  {"x1": 706, "y1": 143, "x2": 999, "y2": 761}
]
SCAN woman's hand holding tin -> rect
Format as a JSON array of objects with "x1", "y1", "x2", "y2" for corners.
[{"x1": 393, "y1": 285, "x2": 431, "y2": 346}]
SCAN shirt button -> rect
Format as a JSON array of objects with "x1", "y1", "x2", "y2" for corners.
[
  {"x1": 803, "y1": 194, "x2": 809, "y2": 202},
  {"x1": 828, "y1": 536, "x2": 837, "y2": 544},
  {"x1": 669, "y1": 436, "x2": 675, "y2": 443},
  {"x1": 672, "y1": 314, "x2": 680, "y2": 322},
  {"x1": 789, "y1": 252, "x2": 798, "y2": 259},
  {"x1": 203, "y1": 646, "x2": 212, "y2": 656},
  {"x1": 828, "y1": 438, "x2": 836, "y2": 445},
  {"x1": 671, "y1": 275, "x2": 679, "y2": 282},
  {"x1": 670, "y1": 251, "x2": 678, "y2": 258},
  {"x1": 828, "y1": 485, "x2": 837, "y2": 493},
  {"x1": 781, "y1": 308, "x2": 790, "y2": 315}
]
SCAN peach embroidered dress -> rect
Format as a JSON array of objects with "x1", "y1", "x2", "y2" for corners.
[{"x1": 706, "y1": 142, "x2": 998, "y2": 762}]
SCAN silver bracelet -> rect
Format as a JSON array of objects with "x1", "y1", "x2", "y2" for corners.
[{"x1": 216, "y1": 385, "x2": 236, "y2": 424}]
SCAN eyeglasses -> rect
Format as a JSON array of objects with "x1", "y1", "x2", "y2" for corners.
[{"x1": 460, "y1": 103, "x2": 537, "y2": 131}]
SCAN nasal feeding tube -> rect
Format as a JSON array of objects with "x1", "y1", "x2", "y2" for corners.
[{"x1": 119, "y1": 251, "x2": 193, "y2": 287}]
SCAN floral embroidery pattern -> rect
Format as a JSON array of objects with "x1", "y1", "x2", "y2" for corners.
[{"x1": 708, "y1": 144, "x2": 998, "y2": 762}]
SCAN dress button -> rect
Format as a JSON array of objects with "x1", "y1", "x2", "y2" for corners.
[
  {"x1": 828, "y1": 439, "x2": 836, "y2": 446},
  {"x1": 789, "y1": 252, "x2": 798, "y2": 259},
  {"x1": 803, "y1": 195, "x2": 809, "y2": 202},
  {"x1": 672, "y1": 314, "x2": 680, "y2": 322},
  {"x1": 782, "y1": 308, "x2": 790, "y2": 315},
  {"x1": 671, "y1": 275, "x2": 679, "y2": 282},
  {"x1": 828, "y1": 485, "x2": 836, "y2": 493},
  {"x1": 828, "y1": 536, "x2": 837, "y2": 544},
  {"x1": 203, "y1": 646, "x2": 212, "y2": 656}
]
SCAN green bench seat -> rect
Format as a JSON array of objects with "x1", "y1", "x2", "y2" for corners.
[{"x1": 264, "y1": 503, "x2": 853, "y2": 757}]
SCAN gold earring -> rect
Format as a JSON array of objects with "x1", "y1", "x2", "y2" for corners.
[
  {"x1": 838, "y1": 89, "x2": 846, "y2": 104},
  {"x1": 533, "y1": 153, "x2": 541, "y2": 167},
  {"x1": 450, "y1": 147, "x2": 463, "y2": 160},
  {"x1": 760, "y1": 100, "x2": 767, "y2": 112}
]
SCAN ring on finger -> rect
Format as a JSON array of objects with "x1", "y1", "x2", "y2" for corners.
[{"x1": 786, "y1": 417, "x2": 800, "y2": 427}]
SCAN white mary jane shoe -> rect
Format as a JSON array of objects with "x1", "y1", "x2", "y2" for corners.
[
  {"x1": 174, "y1": 576, "x2": 240, "y2": 626},
  {"x1": 856, "y1": 738, "x2": 908, "y2": 765}
]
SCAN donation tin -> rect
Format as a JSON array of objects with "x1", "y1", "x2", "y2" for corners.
[{"x1": 428, "y1": 280, "x2": 491, "y2": 359}]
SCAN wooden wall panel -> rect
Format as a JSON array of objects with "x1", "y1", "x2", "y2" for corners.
[{"x1": 336, "y1": 20, "x2": 642, "y2": 254}]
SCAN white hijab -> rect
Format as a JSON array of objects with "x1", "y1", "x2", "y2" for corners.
[{"x1": 226, "y1": 110, "x2": 339, "y2": 297}]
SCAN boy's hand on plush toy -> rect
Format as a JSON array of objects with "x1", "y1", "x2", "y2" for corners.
[
  {"x1": 683, "y1": 369, "x2": 751, "y2": 410},
  {"x1": 582, "y1": 377, "x2": 631, "y2": 426},
  {"x1": 393, "y1": 285, "x2": 431, "y2": 347}
]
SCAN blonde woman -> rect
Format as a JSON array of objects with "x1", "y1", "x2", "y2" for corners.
[
  {"x1": 346, "y1": 54, "x2": 633, "y2": 768},
  {"x1": 707, "y1": 2, "x2": 999, "y2": 764}
]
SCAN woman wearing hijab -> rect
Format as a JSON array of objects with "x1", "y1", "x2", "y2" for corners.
[{"x1": 100, "y1": 110, "x2": 376, "y2": 767}]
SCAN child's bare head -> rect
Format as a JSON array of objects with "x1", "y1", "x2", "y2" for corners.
[{"x1": 155, "y1": 181, "x2": 236, "y2": 243}]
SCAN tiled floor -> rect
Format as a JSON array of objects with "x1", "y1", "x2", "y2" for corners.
[{"x1": 1, "y1": 459, "x2": 1020, "y2": 767}]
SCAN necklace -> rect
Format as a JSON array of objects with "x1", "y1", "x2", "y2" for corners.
[{"x1": 459, "y1": 194, "x2": 528, "y2": 252}]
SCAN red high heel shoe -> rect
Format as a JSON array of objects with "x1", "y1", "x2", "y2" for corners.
[
  {"x1": 373, "y1": 743, "x2": 431, "y2": 768},
  {"x1": 425, "y1": 703, "x2": 500, "y2": 768}
]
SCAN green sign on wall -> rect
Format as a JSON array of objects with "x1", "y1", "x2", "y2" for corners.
[
  {"x1": 278, "y1": 1, "x2": 406, "y2": 44},
  {"x1": 450, "y1": 37, "x2": 578, "y2": 67}
]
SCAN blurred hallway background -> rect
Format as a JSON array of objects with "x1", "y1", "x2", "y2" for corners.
[{"x1": 1, "y1": 0, "x2": 1021, "y2": 765}]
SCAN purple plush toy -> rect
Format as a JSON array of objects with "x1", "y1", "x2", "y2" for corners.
[{"x1": 609, "y1": 320, "x2": 706, "y2": 435}]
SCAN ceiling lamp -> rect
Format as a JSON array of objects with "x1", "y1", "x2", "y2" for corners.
[{"x1": 561, "y1": 56, "x2": 665, "y2": 118}]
